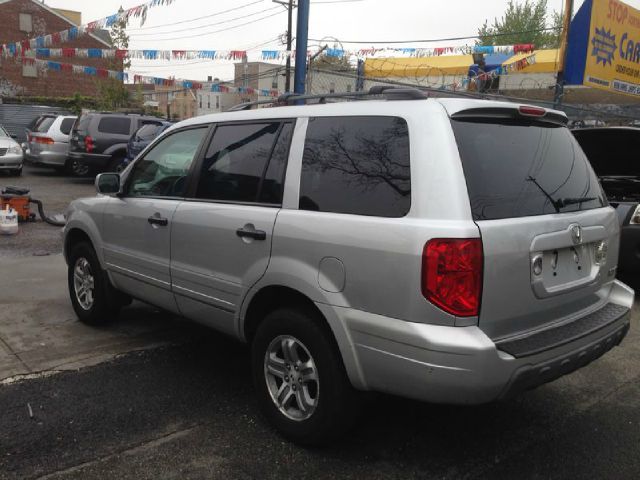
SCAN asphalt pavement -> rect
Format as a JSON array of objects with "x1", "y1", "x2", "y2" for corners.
[{"x1": 1, "y1": 165, "x2": 639, "y2": 480}]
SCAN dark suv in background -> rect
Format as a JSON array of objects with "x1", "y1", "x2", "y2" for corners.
[
  {"x1": 69, "y1": 112, "x2": 165, "y2": 176},
  {"x1": 572, "y1": 127, "x2": 640, "y2": 284}
]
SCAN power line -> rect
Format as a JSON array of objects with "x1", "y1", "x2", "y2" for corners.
[
  {"x1": 126, "y1": 0, "x2": 264, "y2": 31},
  {"x1": 309, "y1": 27, "x2": 561, "y2": 44},
  {"x1": 129, "y1": 6, "x2": 282, "y2": 37},
  {"x1": 131, "y1": 10, "x2": 286, "y2": 42}
]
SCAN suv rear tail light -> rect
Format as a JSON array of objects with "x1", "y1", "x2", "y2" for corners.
[
  {"x1": 84, "y1": 135, "x2": 94, "y2": 153},
  {"x1": 34, "y1": 136, "x2": 55, "y2": 145},
  {"x1": 422, "y1": 238, "x2": 483, "y2": 317},
  {"x1": 519, "y1": 105, "x2": 546, "y2": 117}
]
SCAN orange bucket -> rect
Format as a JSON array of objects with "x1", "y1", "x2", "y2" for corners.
[{"x1": 0, "y1": 195, "x2": 31, "y2": 221}]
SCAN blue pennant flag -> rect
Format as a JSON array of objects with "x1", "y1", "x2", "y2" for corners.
[
  {"x1": 36, "y1": 48, "x2": 50, "y2": 57},
  {"x1": 88, "y1": 48, "x2": 102, "y2": 58},
  {"x1": 84, "y1": 66, "x2": 97, "y2": 76},
  {"x1": 47, "y1": 61, "x2": 61, "y2": 71},
  {"x1": 262, "y1": 50, "x2": 278, "y2": 60},
  {"x1": 105, "y1": 14, "x2": 118, "y2": 27},
  {"x1": 325, "y1": 48, "x2": 344, "y2": 57},
  {"x1": 143, "y1": 50, "x2": 158, "y2": 60},
  {"x1": 198, "y1": 50, "x2": 216, "y2": 59},
  {"x1": 68, "y1": 27, "x2": 78, "y2": 40}
]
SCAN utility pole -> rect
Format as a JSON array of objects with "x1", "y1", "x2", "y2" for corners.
[
  {"x1": 553, "y1": 0, "x2": 574, "y2": 109},
  {"x1": 273, "y1": 0, "x2": 296, "y2": 92},
  {"x1": 294, "y1": 0, "x2": 310, "y2": 94}
]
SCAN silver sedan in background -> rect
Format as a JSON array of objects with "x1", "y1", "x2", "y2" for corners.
[{"x1": 0, "y1": 125, "x2": 23, "y2": 176}]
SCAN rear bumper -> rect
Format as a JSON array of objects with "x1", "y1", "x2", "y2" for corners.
[
  {"x1": 69, "y1": 151, "x2": 110, "y2": 168},
  {"x1": 25, "y1": 150, "x2": 68, "y2": 167},
  {"x1": 330, "y1": 280, "x2": 634, "y2": 404}
]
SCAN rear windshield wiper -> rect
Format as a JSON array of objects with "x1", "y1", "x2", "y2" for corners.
[{"x1": 553, "y1": 196, "x2": 598, "y2": 208}]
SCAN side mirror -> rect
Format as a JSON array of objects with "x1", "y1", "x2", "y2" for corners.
[
  {"x1": 95, "y1": 173, "x2": 121, "y2": 195},
  {"x1": 10, "y1": 133, "x2": 17, "y2": 139}
]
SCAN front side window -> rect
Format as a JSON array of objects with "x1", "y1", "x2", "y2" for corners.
[
  {"x1": 127, "y1": 127, "x2": 208, "y2": 198},
  {"x1": 195, "y1": 122, "x2": 291, "y2": 204},
  {"x1": 299, "y1": 116, "x2": 411, "y2": 217},
  {"x1": 98, "y1": 117, "x2": 131, "y2": 135}
]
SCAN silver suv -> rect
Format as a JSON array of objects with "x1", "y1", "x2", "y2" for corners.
[{"x1": 63, "y1": 89, "x2": 635, "y2": 445}]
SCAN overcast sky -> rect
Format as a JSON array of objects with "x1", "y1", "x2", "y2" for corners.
[{"x1": 44, "y1": 0, "x2": 640, "y2": 81}]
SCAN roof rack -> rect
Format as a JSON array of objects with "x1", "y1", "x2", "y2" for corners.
[{"x1": 228, "y1": 86, "x2": 429, "y2": 111}]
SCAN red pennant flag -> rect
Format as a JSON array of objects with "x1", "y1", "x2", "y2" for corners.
[{"x1": 97, "y1": 68, "x2": 108, "y2": 78}]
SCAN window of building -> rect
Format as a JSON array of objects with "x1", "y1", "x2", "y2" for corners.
[
  {"x1": 195, "y1": 122, "x2": 290, "y2": 204},
  {"x1": 22, "y1": 51, "x2": 37, "y2": 78},
  {"x1": 329, "y1": 82, "x2": 336, "y2": 94},
  {"x1": 299, "y1": 116, "x2": 411, "y2": 217},
  {"x1": 215, "y1": 96, "x2": 220, "y2": 109},
  {"x1": 19, "y1": 13, "x2": 32, "y2": 33},
  {"x1": 207, "y1": 96, "x2": 211, "y2": 109},
  {"x1": 346, "y1": 84, "x2": 352, "y2": 92},
  {"x1": 199, "y1": 95, "x2": 202, "y2": 109},
  {"x1": 97, "y1": 117, "x2": 131, "y2": 136}
]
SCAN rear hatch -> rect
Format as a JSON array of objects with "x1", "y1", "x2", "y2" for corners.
[
  {"x1": 28, "y1": 116, "x2": 56, "y2": 155},
  {"x1": 572, "y1": 127, "x2": 640, "y2": 203},
  {"x1": 69, "y1": 114, "x2": 92, "y2": 153},
  {"x1": 446, "y1": 102, "x2": 617, "y2": 340}
]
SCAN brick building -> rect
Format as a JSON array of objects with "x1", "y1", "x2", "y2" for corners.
[{"x1": 0, "y1": 0, "x2": 120, "y2": 98}]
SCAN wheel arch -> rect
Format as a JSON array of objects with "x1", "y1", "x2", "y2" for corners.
[{"x1": 240, "y1": 284, "x2": 367, "y2": 390}]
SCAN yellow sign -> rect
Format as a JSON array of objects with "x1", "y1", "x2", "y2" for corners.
[{"x1": 583, "y1": 0, "x2": 640, "y2": 96}]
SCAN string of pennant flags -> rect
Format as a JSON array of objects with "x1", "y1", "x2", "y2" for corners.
[
  {"x1": 5, "y1": 44, "x2": 537, "y2": 61},
  {"x1": 0, "y1": 0, "x2": 177, "y2": 57}
]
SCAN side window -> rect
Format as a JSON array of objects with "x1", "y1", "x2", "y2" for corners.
[
  {"x1": 126, "y1": 127, "x2": 208, "y2": 198},
  {"x1": 98, "y1": 117, "x2": 131, "y2": 135},
  {"x1": 195, "y1": 122, "x2": 289, "y2": 204},
  {"x1": 60, "y1": 118, "x2": 76, "y2": 136},
  {"x1": 299, "y1": 116, "x2": 411, "y2": 217}
]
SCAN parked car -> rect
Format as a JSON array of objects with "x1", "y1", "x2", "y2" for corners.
[
  {"x1": 0, "y1": 124, "x2": 24, "y2": 176},
  {"x1": 24, "y1": 114, "x2": 77, "y2": 173},
  {"x1": 68, "y1": 112, "x2": 166, "y2": 176},
  {"x1": 572, "y1": 127, "x2": 640, "y2": 283},
  {"x1": 63, "y1": 89, "x2": 634, "y2": 445},
  {"x1": 125, "y1": 121, "x2": 172, "y2": 166}
]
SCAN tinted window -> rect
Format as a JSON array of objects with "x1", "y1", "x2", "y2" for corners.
[
  {"x1": 127, "y1": 127, "x2": 207, "y2": 198},
  {"x1": 196, "y1": 122, "x2": 282, "y2": 203},
  {"x1": 35, "y1": 117, "x2": 55, "y2": 133},
  {"x1": 135, "y1": 124, "x2": 163, "y2": 141},
  {"x1": 59, "y1": 118, "x2": 76, "y2": 136},
  {"x1": 452, "y1": 119, "x2": 606, "y2": 221},
  {"x1": 0, "y1": 126, "x2": 9, "y2": 137},
  {"x1": 299, "y1": 116, "x2": 411, "y2": 217},
  {"x1": 259, "y1": 123, "x2": 293, "y2": 204},
  {"x1": 98, "y1": 117, "x2": 131, "y2": 135}
]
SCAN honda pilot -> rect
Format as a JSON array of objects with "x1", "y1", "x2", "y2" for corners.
[{"x1": 62, "y1": 88, "x2": 635, "y2": 445}]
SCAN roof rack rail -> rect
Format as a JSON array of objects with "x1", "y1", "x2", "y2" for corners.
[{"x1": 228, "y1": 86, "x2": 428, "y2": 111}]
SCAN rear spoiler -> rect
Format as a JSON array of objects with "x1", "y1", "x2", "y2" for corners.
[{"x1": 450, "y1": 106, "x2": 568, "y2": 126}]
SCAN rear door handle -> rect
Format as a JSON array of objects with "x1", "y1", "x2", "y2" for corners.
[
  {"x1": 148, "y1": 216, "x2": 168, "y2": 226},
  {"x1": 236, "y1": 227, "x2": 266, "y2": 241}
]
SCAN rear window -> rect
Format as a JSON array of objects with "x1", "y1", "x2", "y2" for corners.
[
  {"x1": 98, "y1": 117, "x2": 131, "y2": 135},
  {"x1": 60, "y1": 118, "x2": 75, "y2": 136},
  {"x1": 572, "y1": 129, "x2": 640, "y2": 177},
  {"x1": 135, "y1": 124, "x2": 164, "y2": 141},
  {"x1": 74, "y1": 114, "x2": 91, "y2": 133},
  {"x1": 452, "y1": 119, "x2": 606, "y2": 220},
  {"x1": 299, "y1": 116, "x2": 411, "y2": 217},
  {"x1": 35, "y1": 116, "x2": 55, "y2": 133}
]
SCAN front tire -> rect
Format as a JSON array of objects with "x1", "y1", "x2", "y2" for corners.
[
  {"x1": 67, "y1": 242, "x2": 120, "y2": 325},
  {"x1": 251, "y1": 307, "x2": 358, "y2": 446}
]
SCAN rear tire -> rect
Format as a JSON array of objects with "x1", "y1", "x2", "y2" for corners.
[
  {"x1": 251, "y1": 307, "x2": 358, "y2": 446},
  {"x1": 107, "y1": 154, "x2": 126, "y2": 174},
  {"x1": 67, "y1": 159, "x2": 90, "y2": 177},
  {"x1": 10, "y1": 168, "x2": 22, "y2": 176},
  {"x1": 67, "y1": 242, "x2": 120, "y2": 325}
]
